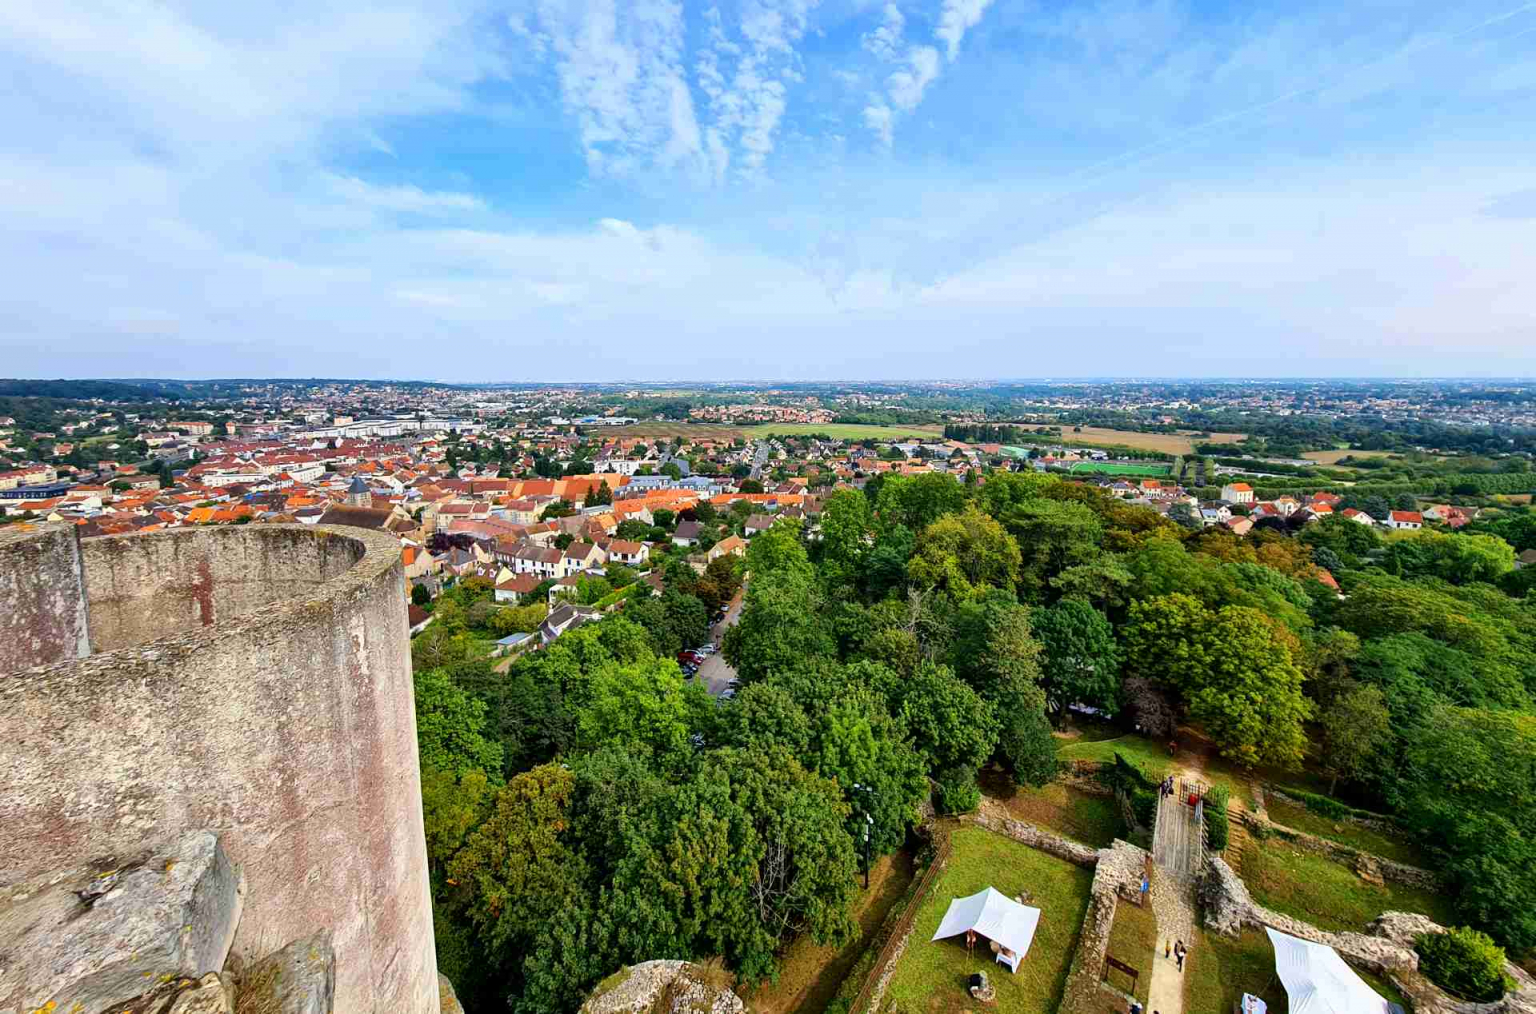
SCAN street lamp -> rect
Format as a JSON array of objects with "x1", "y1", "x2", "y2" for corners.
[{"x1": 853, "y1": 783, "x2": 875, "y2": 890}]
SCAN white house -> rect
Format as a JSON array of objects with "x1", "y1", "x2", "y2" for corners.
[
  {"x1": 1220, "y1": 482, "x2": 1255, "y2": 504},
  {"x1": 1385, "y1": 510, "x2": 1423, "y2": 530}
]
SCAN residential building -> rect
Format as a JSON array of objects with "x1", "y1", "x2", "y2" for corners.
[{"x1": 1220, "y1": 482, "x2": 1255, "y2": 504}]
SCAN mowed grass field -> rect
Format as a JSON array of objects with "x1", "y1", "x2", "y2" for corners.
[
  {"x1": 1068, "y1": 461, "x2": 1172, "y2": 477},
  {"x1": 883, "y1": 827, "x2": 1093, "y2": 1014},
  {"x1": 616, "y1": 421, "x2": 945, "y2": 442},
  {"x1": 1065, "y1": 427, "x2": 1248, "y2": 455}
]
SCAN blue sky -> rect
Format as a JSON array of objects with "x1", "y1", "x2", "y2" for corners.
[{"x1": 2, "y1": 0, "x2": 1535, "y2": 381}]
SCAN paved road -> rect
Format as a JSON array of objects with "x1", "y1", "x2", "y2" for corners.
[
  {"x1": 694, "y1": 588, "x2": 744, "y2": 698},
  {"x1": 748, "y1": 441, "x2": 770, "y2": 479}
]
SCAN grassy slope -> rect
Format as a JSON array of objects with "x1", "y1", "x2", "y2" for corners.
[
  {"x1": 1244, "y1": 839, "x2": 1455, "y2": 933},
  {"x1": 1186, "y1": 928, "x2": 1289, "y2": 1014},
  {"x1": 883, "y1": 827, "x2": 1093, "y2": 1014},
  {"x1": 745, "y1": 851, "x2": 916, "y2": 1014},
  {"x1": 979, "y1": 771, "x2": 1123, "y2": 849},
  {"x1": 1057, "y1": 735, "x2": 1172, "y2": 781},
  {"x1": 1262, "y1": 797, "x2": 1429, "y2": 868}
]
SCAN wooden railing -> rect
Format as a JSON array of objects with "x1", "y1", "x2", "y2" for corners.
[{"x1": 849, "y1": 828, "x2": 955, "y2": 1014}]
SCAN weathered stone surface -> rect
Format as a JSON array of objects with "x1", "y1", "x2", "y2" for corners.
[
  {"x1": 1, "y1": 525, "x2": 437, "y2": 1013},
  {"x1": 240, "y1": 932, "x2": 335, "y2": 1014},
  {"x1": 113, "y1": 973, "x2": 235, "y2": 1014},
  {"x1": 439, "y1": 974, "x2": 466, "y2": 1014},
  {"x1": 968, "y1": 801, "x2": 1100, "y2": 867},
  {"x1": 1058, "y1": 840, "x2": 1151, "y2": 1014},
  {"x1": 1197, "y1": 856, "x2": 1255, "y2": 937},
  {"x1": 0, "y1": 521, "x2": 90, "y2": 674},
  {"x1": 0, "y1": 832, "x2": 243, "y2": 1014},
  {"x1": 581, "y1": 961, "x2": 744, "y2": 1014}
]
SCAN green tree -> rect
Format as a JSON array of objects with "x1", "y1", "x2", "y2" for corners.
[
  {"x1": 907, "y1": 505, "x2": 1021, "y2": 597},
  {"x1": 1032, "y1": 599, "x2": 1122, "y2": 717},
  {"x1": 1122, "y1": 595, "x2": 1311, "y2": 767},
  {"x1": 724, "y1": 565, "x2": 834, "y2": 684},
  {"x1": 414, "y1": 667, "x2": 505, "y2": 777},
  {"x1": 420, "y1": 765, "x2": 493, "y2": 879},
  {"x1": 448, "y1": 765, "x2": 587, "y2": 953},
  {"x1": 895, "y1": 662, "x2": 1000, "y2": 775},
  {"x1": 1318, "y1": 682, "x2": 1390, "y2": 794},
  {"x1": 1416, "y1": 927, "x2": 1514, "y2": 1003},
  {"x1": 820, "y1": 488, "x2": 874, "y2": 569}
]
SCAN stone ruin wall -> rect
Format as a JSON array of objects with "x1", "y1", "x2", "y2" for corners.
[{"x1": 0, "y1": 523, "x2": 437, "y2": 1014}]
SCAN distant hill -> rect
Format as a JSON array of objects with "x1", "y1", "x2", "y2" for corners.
[{"x1": 0, "y1": 379, "x2": 180, "y2": 401}]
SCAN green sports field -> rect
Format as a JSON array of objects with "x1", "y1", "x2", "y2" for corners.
[{"x1": 1067, "y1": 461, "x2": 1172, "y2": 477}]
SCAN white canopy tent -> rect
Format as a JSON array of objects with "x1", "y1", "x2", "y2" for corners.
[
  {"x1": 1265, "y1": 928, "x2": 1393, "y2": 1014},
  {"x1": 930, "y1": 887, "x2": 1042, "y2": 973}
]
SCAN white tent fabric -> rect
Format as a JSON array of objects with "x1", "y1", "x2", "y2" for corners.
[
  {"x1": 1265, "y1": 928, "x2": 1392, "y2": 1014},
  {"x1": 930, "y1": 887, "x2": 1042, "y2": 973}
]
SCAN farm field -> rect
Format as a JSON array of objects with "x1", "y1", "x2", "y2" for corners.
[
  {"x1": 1301, "y1": 448, "x2": 1401, "y2": 464},
  {"x1": 615, "y1": 421, "x2": 944, "y2": 442},
  {"x1": 882, "y1": 827, "x2": 1093, "y2": 1014},
  {"x1": 1065, "y1": 427, "x2": 1248, "y2": 455}
]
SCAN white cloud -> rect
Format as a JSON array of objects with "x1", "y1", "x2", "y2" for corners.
[
  {"x1": 530, "y1": 0, "x2": 704, "y2": 178},
  {"x1": 862, "y1": 4, "x2": 905, "y2": 61},
  {"x1": 325, "y1": 175, "x2": 485, "y2": 213},
  {"x1": 887, "y1": 45, "x2": 940, "y2": 111},
  {"x1": 935, "y1": 0, "x2": 996, "y2": 62},
  {"x1": 694, "y1": 0, "x2": 822, "y2": 181},
  {"x1": 863, "y1": 102, "x2": 895, "y2": 146}
]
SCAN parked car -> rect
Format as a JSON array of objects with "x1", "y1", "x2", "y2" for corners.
[
  {"x1": 677, "y1": 650, "x2": 705, "y2": 665},
  {"x1": 696, "y1": 644, "x2": 718, "y2": 655}
]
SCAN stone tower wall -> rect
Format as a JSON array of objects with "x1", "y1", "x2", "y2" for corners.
[{"x1": 0, "y1": 524, "x2": 437, "y2": 1014}]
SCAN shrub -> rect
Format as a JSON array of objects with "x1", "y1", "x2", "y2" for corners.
[
  {"x1": 934, "y1": 766, "x2": 981, "y2": 815},
  {"x1": 1416, "y1": 927, "x2": 1513, "y2": 1002},
  {"x1": 1204, "y1": 784, "x2": 1230, "y2": 852}
]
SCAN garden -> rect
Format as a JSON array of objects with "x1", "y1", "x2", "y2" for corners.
[{"x1": 881, "y1": 827, "x2": 1093, "y2": 1014}]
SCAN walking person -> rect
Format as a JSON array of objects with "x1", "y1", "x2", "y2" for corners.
[{"x1": 1175, "y1": 940, "x2": 1186, "y2": 972}]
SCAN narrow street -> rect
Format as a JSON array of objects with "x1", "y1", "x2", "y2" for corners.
[{"x1": 693, "y1": 587, "x2": 744, "y2": 697}]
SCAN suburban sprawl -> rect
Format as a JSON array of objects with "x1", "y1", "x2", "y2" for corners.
[{"x1": 4, "y1": 376, "x2": 1536, "y2": 1014}]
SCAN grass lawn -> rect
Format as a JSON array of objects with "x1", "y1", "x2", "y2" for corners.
[
  {"x1": 1067, "y1": 461, "x2": 1173, "y2": 477},
  {"x1": 746, "y1": 851, "x2": 916, "y2": 1014},
  {"x1": 1104, "y1": 897, "x2": 1158, "y2": 1005},
  {"x1": 979, "y1": 770, "x2": 1123, "y2": 849},
  {"x1": 1186, "y1": 928, "x2": 1288, "y2": 1014},
  {"x1": 1245, "y1": 839, "x2": 1455, "y2": 933},
  {"x1": 882, "y1": 827, "x2": 1093, "y2": 1014},
  {"x1": 1058, "y1": 735, "x2": 1171, "y2": 782},
  {"x1": 1263, "y1": 797, "x2": 1429, "y2": 868}
]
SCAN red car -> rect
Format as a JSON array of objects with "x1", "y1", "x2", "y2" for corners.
[{"x1": 677, "y1": 650, "x2": 705, "y2": 665}]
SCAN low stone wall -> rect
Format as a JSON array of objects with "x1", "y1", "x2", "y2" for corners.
[
  {"x1": 1058, "y1": 841, "x2": 1147, "y2": 1014},
  {"x1": 1198, "y1": 858, "x2": 1536, "y2": 1014},
  {"x1": 968, "y1": 803, "x2": 1101, "y2": 868},
  {"x1": 1241, "y1": 804, "x2": 1440, "y2": 892}
]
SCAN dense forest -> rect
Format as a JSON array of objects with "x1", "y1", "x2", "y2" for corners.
[{"x1": 411, "y1": 471, "x2": 1536, "y2": 1012}]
